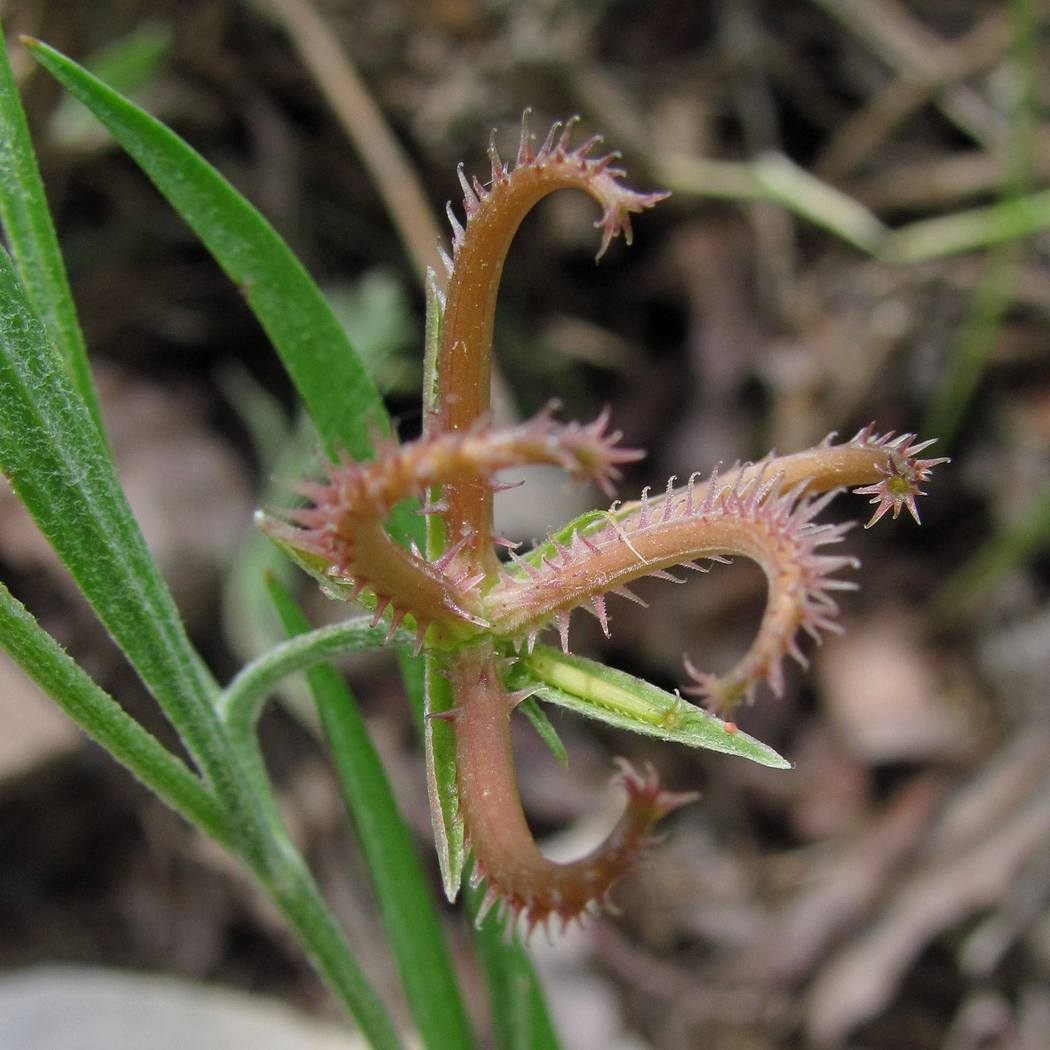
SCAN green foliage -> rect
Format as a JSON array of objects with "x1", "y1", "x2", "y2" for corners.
[
  {"x1": 0, "y1": 244, "x2": 263, "y2": 847},
  {"x1": 424, "y1": 655, "x2": 468, "y2": 901},
  {"x1": 520, "y1": 647, "x2": 791, "y2": 768},
  {"x1": 0, "y1": 580, "x2": 231, "y2": 847},
  {"x1": 0, "y1": 28, "x2": 101, "y2": 428},
  {"x1": 23, "y1": 37, "x2": 388, "y2": 466},
  {"x1": 265, "y1": 576, "x2": 474, "y2": 1050},
  {"x1": 49, "y1": 23, "x2": 173, "y2": 150},
  {"x1": 469, "y1": 866, "x2": 562, "y2": 1050}
]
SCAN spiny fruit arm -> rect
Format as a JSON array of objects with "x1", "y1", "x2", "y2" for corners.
[
  {"x1": 432, "y1": 110, "x2": 667, "y2": 573},
  {"x1": 264, "y1": 408, "x2": 641, "y2": 649},
  {"x1": 485, "y1": 428, "x2": 948, "y2": 714},
  {"x1": 448, "y1": 640, "x2": 696, "y2": 938}
]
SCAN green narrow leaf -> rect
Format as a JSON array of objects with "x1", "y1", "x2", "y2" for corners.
[
  {"x1": 922, "y1": 246, "x2": 1020, "y2": 445},
  {"x1": 424, "y1": 653, "x2": 467, "y2": 901},
  {"x1": 265, "y1": 576, "x2": 475, "y2": 1050},
  {"x1": 398, "y1": 649, "x2": 427, "y2": 739},
  {"x1": 751, "y1": 151, "x2": 886, "y2": 253},
  {"x1": 258, "y1": 521, "x2": 377, "y2": 604},
  {"x1": 422, "y1": 269, "x2": 443, "y2": 417},
  {"x1": 518, "y1": 697, "x2": 568, "y2": 768},
  {"x1": 922, "y1": 0, "x2": 1037, "y2": 447},
  {"x1": 24, "y1": 37, "x2": 384, "y2": 466},
  {"x1": 50, "y1": 23, "x2": 172, "y2": 150},
  {"x1": 655, "y1": 151, "x2": 887, "y2": 252},
  {"x1": 26, "y1": 36, "x2": 428, "y2": 556},
  {"x1": 0, "y1": 580, "x2": 231, "y2": 848},
  {"x1": 880, "y1": 189, "x2": 1050, "y2": 264},
  {"x1": 0, "y1": 246, "x2": 269, "y2": 862},
  {"x1": 420, "y1": 272, "x2": 465, "y2": 898},
  {"x1": 0, "y1": 26, "x2": 102, "y2": 430},
  {"x1": 217, "y1": 367, "x2": 302, "y2": 675},
  {"x1": 467, "y1": 870, "x2": 562, "y2": 1050},
  {"x1": 80, "y1": 23, "x2": 171, "y2": 91},
  {"x1": 519, "y1": 647, "x2": 791, "y2": 769}
]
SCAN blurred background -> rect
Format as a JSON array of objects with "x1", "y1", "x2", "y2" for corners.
[{"x1": 1, "y1": 1, "x2": 1049, "y2": 1048}]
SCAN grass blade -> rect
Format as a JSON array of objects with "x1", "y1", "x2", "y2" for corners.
[
  {"x1": 24, "y1": 36, "x2": 386, "y2": 465},
  {"x1": 879, "y1": 189, "x2": 1050, "y2": 264},
  {"x1": 0, "y1": 580, "x2": 231, "y2": 849},
  {"x1": 922, "y1": 246, "x2": 1020, "y2": 445},
  {"x1": 467, "y1": 872, "x2": 562, "y2": 1050},
  {"x1": 751, "y1": 151, "x2": 886, "y2": 252},
  {"x1": 49, "y1": 23, "x2": 172, "y2": 151},
  {"x1": 922, "y1": 0, "x2": 1038, "y2": 445},
  {"x1": 0, "y1": 246, "x2": 269, "y2": 861},
  {"x1": 266, "y1": 575, "x2": 475, "y2": 1050},
  {"x1": 0, "y1": 26, "x2": 102, "y2": 430}
]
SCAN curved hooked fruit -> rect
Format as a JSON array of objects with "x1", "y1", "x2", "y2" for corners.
[
  {"x1": 271, "y1": 111, "x2": 949, "y2": 938},
  {"x1": 484, "y1": 428, "x2": 947, "y2": 716},
  {"x1": 433, "y1": 112, "x2": 669, "y2": 563},
  {"x1": 263, "y1": 406, "x2": 642, "y2": 649},
  {"x1": 449, "y1": 643, "x2": 697, "y2": 937},
  {"x1": 440, "y1": 108, "x2": 669, "y2": 273}
]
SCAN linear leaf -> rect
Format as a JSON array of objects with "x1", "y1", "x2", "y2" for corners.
[
  {"x1": 519, "y1": 647, "x2": 791, "y2": 769},
  {"x1": 0, "y1": 26, "x2": 101, "y2": 429},
  {"x1": 880, "y1": 189, "x2": 1050, "y2": 264},
  {"x1": 50, "y1": 23, "x2": 172, "y2": 151},
  {"x1": 27, "y1": 36, "x2": 427, "y2": 564},
  {"x1": 0, "y1": 580, "x2": 231, "y2": 848},
  {"x1": 467, "y1": 869, "x2": 562, "y2": 1050},
  {"x1": 418, "y1": 276, "x2": 466, "y2": 897},
  {"x1": 518, "y1": 697, "x2": 568, "y2": 768},
  {"x1": 265, "y1": 576, "x2": 475, "y2": 1050},
  {"x1": 424, "y1": 652, "x2": 467, "y2": 901},
  {"x1": 751, "y1": 151, "x2": 886, "y2": 253},
  {"x1": 24, "y1": 37, "x2": 386, "y2": 465},
  {"x1": 0, "y1": 247, "x2": 268, "y2": 860}
]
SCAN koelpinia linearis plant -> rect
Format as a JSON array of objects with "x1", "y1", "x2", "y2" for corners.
[{"x1": 269, "y1": 113, "x2": 948, "y2": 936}]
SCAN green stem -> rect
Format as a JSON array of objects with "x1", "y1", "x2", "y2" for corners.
[
  {"x1": 0, "y1": 243, "x2": 272, "y2": 870},
  {"x1": 216, "y1": 610, "x2": 410, "y2": 843},
  {"x1": 0, "y1": 581, "x2": 232, "y2": 849},
  {"x1": 0, "y1": 581, "x2": 402, "y2": 1045},
  {"x1": 217, "y1": 614, "x2": 413, "y2": 731},
  {"x1": 261, "y1": 854, "x2": 408, "y2": 1050},
  {"x1": 223, "y1": 729, "x2": 407, "y2": 1049},
  {"x1": 216, "y1": 615, "x2": 410, "y2": 1047}
]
